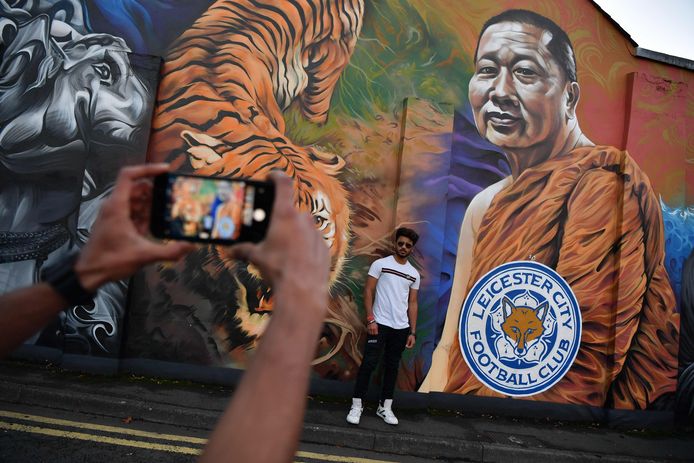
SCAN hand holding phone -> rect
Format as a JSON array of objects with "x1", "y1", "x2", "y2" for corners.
[
  {"x1": 150, "y1": 173, "x2": 274, "y2": 244},
  {"x1": 76, "y1": 164, "x2": 195, "y2": 292},
  {"x1": 219, "y1": 171, "x2": 331, "y2": 294}
]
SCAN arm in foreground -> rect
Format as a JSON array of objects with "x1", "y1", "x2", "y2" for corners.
[
  {"x1": 0, "y1": 163, "x2": 193, "y2": 357},
  {"x1": 200, "y1": 172, "x2": 330, "y2": 463}
]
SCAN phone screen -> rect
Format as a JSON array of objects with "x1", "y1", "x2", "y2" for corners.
[{"x1": 152, "y1": 174, "x2": 272, "y2": 244}]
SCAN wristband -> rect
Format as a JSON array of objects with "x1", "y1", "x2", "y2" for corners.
[
  {"x1": 41, "y1": 250, "x2": 95, "y2": 305},
  {"x1": 367, "y1": 319, "x2": 376, "y2": 325},
  {"x1": 409, "y1": 332, "x2": 416, "y2": 338}
]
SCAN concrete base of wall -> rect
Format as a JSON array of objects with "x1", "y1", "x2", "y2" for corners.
[{"x1": 9, "y1": 345, "x2": 676, "y2": 428}]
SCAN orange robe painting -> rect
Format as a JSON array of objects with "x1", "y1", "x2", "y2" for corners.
[{"x1": 442, "y1": 146, "x2": 679, "y2": 409}]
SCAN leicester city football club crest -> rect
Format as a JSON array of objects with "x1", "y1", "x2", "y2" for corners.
[{"x1": 458, "y1": 261, "x2": 581, "y2": 396}]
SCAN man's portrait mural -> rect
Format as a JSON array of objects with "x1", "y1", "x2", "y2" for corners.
[
  {"x1": 1, "y1": 0, "x2": 692, "y2": 418},
  {"x1": 419, "y1": 10, "x2": 680, "y2": 410}
]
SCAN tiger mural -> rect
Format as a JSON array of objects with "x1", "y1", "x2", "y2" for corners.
[{"x1": 137, "y1": 0, "x2": 365, "y2": 370}]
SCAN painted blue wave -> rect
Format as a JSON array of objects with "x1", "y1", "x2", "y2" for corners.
[{"x1": 662, "y1": 200, "x2": 694, "y2": 311}]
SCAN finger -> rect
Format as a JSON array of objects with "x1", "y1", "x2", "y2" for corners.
[
  {"x1": 267, "y1": 171, "x2": 294, "y2": 214},
  {"x1": 140, "y1": 241, "x2": 195, "y2": 263},
  {"x1": 304, "y1": 213, "x2": 329, "y2": 258},
  {"x1": 224, "y1": 242, "x2": 259, "y2": 264},
  {"x1": 167, "y1": 241, "x2": 197, "y2": 258},
  {"x1": 126, "y1": 163, "x2": 172, "y2": 178},
  {"x1": 131, "y1": 210, "x2": 150, "y2": 235},
  {"x1": 112, "y1": 163, "x2": 170, "y2": 204},
  {"x1": 301, "y1": 212, "x2": 316, "y2": 229},
  {"x1": 130, "y1": 182, "x2": 153, "y2": 215},
  {"x1": 129, "y1": 183, "x2": 152, "y2": 211}
]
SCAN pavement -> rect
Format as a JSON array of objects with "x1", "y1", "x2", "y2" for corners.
[{"x1": 1, "y1": 359, "x2": 693, "y2": 462}]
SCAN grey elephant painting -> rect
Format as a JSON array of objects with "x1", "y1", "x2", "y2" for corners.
[{"x1": 0, "y1": 0, "x2": 158, "y2": 355}]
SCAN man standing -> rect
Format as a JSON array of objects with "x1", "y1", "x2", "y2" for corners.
[{"x1": 346, "y1": 227, "x2": 420, "y2": 426}]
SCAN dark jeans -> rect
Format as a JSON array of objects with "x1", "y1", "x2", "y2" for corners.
[{"x1": 353, "y1": 323, "x2": 409, "y2": 401}]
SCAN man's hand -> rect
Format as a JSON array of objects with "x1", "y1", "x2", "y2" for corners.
[
  {"x1": 367, "y1": 323, "x2": 378, "y2": 336},
  {"x1": 75, "y1": 163, "x2": 195, "y2": 292},
  {"x1": 200, "y1": 171, "x2": 330, "y2": 463},
  {"x1": 221, "y1": 171, "x2": 330, "y2": 320},
  {"x1": 406, "y1": 334, "x2": 416, "y2": 349}
]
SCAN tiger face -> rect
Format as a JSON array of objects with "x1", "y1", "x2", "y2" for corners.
[{"x1": 179, "y1": 130, "x2": 349, "y2": 339}]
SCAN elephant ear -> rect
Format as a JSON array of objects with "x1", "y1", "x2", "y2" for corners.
[
  {"x1": 0, "y1": 16, "x2": 18, "y2": 64},
  {"x1": 0, "y1": 14, "x2": 54, "y2": 97},
  {"x1": 15, "y1": 0, "x2": 89, "y2": 35}
]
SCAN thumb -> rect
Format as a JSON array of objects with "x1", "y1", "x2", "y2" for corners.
[
  {"x1": 223, "y1": 242, "x2": 278, "y2": 282},
  {"x1": 142, "y1": 241, "x2": 195, "y2": 264},
  {"x1": 223, "y1": 242, "x2": 260, "y2": 264}
]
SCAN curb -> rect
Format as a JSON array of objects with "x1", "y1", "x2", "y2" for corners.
[{"x1": 0, "y1": 379, "x2": 665, "y2": 463}]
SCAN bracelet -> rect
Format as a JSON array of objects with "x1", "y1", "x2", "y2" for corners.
[
  {"x1": 41, "y1": 250, "x2": 95, "y2": 305},
  {"x1": 409, "y1": 332, "x2": 416, "y2": 338},
  {"x1": 367, "y1": 319, "x2": 376, "y2": 325}
]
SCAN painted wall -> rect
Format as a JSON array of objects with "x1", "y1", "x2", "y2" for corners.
[{"x1": 1, "y1": 0, "x2": 692, "y2": 415}]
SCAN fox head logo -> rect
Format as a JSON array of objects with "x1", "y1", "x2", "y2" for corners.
[
  {"x1": 460, "y1": 261, "x2": 581, "y2": 396},
  {"x1": 500, "y1": 296, "x2": 548, "y2": 357}
]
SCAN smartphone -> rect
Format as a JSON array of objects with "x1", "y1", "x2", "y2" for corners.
[{"x1": 150, "y1": 173, "x2": 274, "y2": 244}]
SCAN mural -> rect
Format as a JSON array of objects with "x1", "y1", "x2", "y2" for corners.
[
  {"x1": 677, "y1": 248, "x2": 694, "y2": 416},
  {"x1": 2, "y1": 0, "x2": 693, "y2": 417},
  {"x1": 0, "y1": 0, "x2": 158, "y2": 354},
  {"x1": 420, "y1": 10, "x2": 680, "y2": 410},
  {"x1": 125, "y1": 0, "x2": 365, "y2": 377}
]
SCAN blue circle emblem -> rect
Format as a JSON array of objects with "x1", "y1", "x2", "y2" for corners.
[
  {"x1": 458, "y1": 261, "x2": 581, "y2": 396},
  {"x1": 217, "y1": 216, "x2": 236, "y2": 239}
]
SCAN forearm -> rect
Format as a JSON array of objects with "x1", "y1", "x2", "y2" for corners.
[
  {"x1": 363, "y1": 289, "x2": 374, "y2": 319},
  {"x1": 200, "y1": 282, "x2": 326, "y2": 463},
  {"x1": 0, "y1": 284, "x2": 67, "y2": 357},
  {"x1": 408, "y1": 302, "x2": 418, "y2": 332}
]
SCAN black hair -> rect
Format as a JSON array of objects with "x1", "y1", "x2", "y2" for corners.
[
  {"x1": 395, "y1": 227, "x2": 419, "y2": 246},
  {"x1": 474, "y1": 9, "x2": 577, "y2": 83}
]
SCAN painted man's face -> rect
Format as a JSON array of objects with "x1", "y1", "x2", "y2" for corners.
[{"x1": 469, "y1": 22, "x2": 572, "y2": 151}]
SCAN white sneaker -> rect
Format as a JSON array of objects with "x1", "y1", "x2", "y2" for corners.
[
  {"x1": 346, "y1": 398, "x2": 363, "y2": 425},
  {"x1": 376, "y1": 399, "x2": 398, "y2": 425}
]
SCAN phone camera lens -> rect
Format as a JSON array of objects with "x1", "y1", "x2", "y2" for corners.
[{"x1": 253, "y1": 209, "x2": 266, "y2": 222}]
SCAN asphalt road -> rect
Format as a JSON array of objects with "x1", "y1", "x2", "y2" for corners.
[{"x1": 0, "y1": 402, "x2": 443, "y2": 463}]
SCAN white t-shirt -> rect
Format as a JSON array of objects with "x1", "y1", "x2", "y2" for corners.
[{"x1": 368, "y1": 255, "x2": 420, "y2": 329}]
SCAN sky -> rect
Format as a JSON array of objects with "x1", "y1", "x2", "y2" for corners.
[{"x1": 593, "y1": 0, "x2": 694, "y2": 61}]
